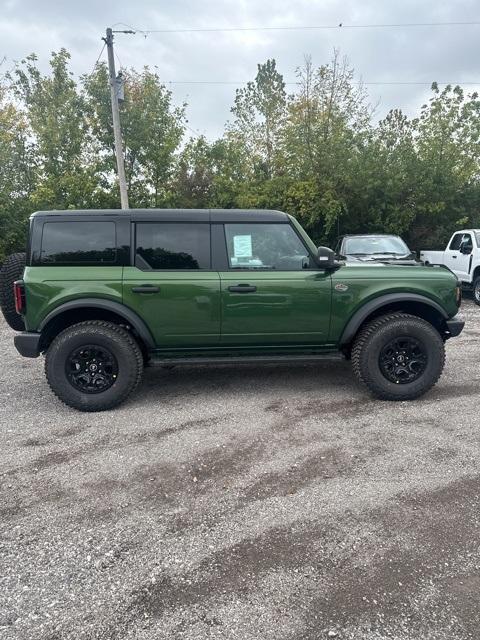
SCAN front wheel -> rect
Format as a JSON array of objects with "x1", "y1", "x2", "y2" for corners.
[
  {"x1": 45, "y1": 321, "x2": 144, "y2": 412},
  {"x1": 473, "y1": 276, "x2": 480, "y2": 306},
  {"x1": 351, "y1": 313, "x2": 445, "y2": 401}
]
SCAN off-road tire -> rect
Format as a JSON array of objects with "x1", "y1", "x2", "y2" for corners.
[
  {"x1": 473, "y1": 276, "x2": 480, "y2": 306},
  {"x1": 0, "y1": 252, "x2": 26, "y2": 331},
  {"x1": 45, "y1": 321, "x2": 144, "y2": 412},
  {"x1": 351, "y1": 313, "x2": 445, "y2": 401}
]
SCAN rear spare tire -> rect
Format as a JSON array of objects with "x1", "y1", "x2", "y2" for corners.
[
  {"x1": 0, "y1": 252, "x2": 26, "y2": 331},
  {"x1": 351, "y1": 313, "x2": 445, "y2": 401}
]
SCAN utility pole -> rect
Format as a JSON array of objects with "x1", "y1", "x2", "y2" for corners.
[{"x1": 104, "y1": 27, "x2": 129, "y2": 209}]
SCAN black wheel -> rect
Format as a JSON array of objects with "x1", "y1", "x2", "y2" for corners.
[
  {"x1": 351, "y1": 313, "x2": 445, "y2": 401},
  {"x1": 473, "y1": 276, "x2": 480, "y2": 306},
  {"x1": 45, "y1": 321, "x2": 144, "y2": 412},
  {"x1": 0, "y1": 252, "x2": 26, "y2": 331}
]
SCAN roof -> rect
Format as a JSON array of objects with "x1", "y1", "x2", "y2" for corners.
[{"x1": 30, "y1": 208, "x2": 290, "y2": 223}]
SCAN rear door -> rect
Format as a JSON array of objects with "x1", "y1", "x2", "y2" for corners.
[
  {"x1": 123, "y1": 221, "x2": 221, "y2": 348},
  {"x1": 215, "y1": 221, "x2": 332, "y2": 346}
]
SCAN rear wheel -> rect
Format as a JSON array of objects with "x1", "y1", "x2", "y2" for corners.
[
  {"x1": 351, "y1": 313, "x2": 445, "y2": 400},
  {"x1": 45, "y1": 321, "x2": 144, "y2": 412},
  {"x1": 473, "y1": 276, "x2": 480, "y2": 306},
  {"x1": 0, "y1": 252, "x2": 26, "y2": 331}
]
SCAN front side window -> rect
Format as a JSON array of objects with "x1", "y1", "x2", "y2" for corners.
[
  {"x1": 449, "y1": 234, "x2": 464, "y2": 251},
  {"x1": 40, "y1": 221, "x2": 116, "y2": 264},
  {"x1": 460, "y1": 234, "x2": 473, "y2": 253},
  {"x1": 136, "y1": 223, "x2": 210, "y2": 270},
  {"x1": 224, "y1": 223, "x2": 310, "y2": 270}
]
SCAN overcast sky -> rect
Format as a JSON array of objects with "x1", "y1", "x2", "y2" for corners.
[{"x1": 1, "y1": 0, "x2": 479, "y2": 139}]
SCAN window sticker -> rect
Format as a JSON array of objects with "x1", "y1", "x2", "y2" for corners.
[{"x1": 233, "y1": 235, "x2": 253, "y2": 258}]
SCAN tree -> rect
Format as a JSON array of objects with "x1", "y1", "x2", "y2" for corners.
[
  {"x1": 228, "y1": 59, "x2": 287, "y2": 178},
  {"x1": 9, "y1": 50, "x2": 102, "y2": 210},
  {"x1": 0, "y1": 83, "x2": 35, "y2": 261},
  {"x1": 83, "y1": 65, "x2": 185, "y2": 207}
]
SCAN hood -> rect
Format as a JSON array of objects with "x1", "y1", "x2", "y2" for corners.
[{"x1": 345, "y1": 254, "x2": 419, "y2": 265}]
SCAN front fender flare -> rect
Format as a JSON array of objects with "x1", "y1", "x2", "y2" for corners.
[
  {"x1": 339, "y1": 293, "x2": 448, "y2": 346},
  {"x1": 38, "y1": 298, "x2": 155, "y2": 349}
]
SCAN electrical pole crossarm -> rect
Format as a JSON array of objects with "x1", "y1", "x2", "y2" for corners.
[{"x1": 104, "y1": 27, "x2": 129, "y2": 209}]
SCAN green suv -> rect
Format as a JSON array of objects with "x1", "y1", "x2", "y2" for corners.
[{"x1": 4, "y1": 209, "x2": 464, "y2": 412}]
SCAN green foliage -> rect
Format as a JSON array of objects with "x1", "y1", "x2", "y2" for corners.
[{"x1": 1, "y1": 48, "x2": 480, "y2": 263}]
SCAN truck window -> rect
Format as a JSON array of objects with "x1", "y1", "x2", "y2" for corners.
[
  {"x1": 460, "y1": 234, "x2": 473, "y2": 253},
  {"x1": 449, "y1": 234, "x2": 464, "y2": 251},
  {"x1": 39, "y1": 221, "x2": 116, "y2": 264},
  {"x1": 224, "y1": 223, "x2": 310, "y2": 270},
  {"x1": 135, "y1": 223, "x2": 210, "y2": 270}
]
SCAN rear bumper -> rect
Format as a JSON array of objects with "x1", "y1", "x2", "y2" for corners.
[
  {"x1": 14, "y1": 332, "x2": 41, "y2": 358},
  {"x1": 445, "y1": 317, "x2": 465, "y2": 338}
]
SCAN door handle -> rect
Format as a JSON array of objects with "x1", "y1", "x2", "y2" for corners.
[
  {"x1": 228, "y1": 284, "x2": 257, "y2": 293},
  {"x1": 131, "y1": 285, "x2": 160, "y2": 294},
  {"x1": 452, "y1": 255, "x2": 457, "y2": 259}
]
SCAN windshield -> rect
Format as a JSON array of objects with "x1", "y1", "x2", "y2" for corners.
[{"x1": 344, "y1": 236, "x2": 410, "y2": 256}]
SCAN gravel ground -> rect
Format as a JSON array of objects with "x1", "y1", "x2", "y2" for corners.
[{"x1": 1, "y1": 300, "x2": 479, "y2": 640}]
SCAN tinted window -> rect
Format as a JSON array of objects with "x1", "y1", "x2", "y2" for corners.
[
  {"x1": 449, "y1": 233, "x2": 464, "y2": 250},
  {"x1": 40, "y1": 221, "x2": 116, "y2": 264},
  {"x1": 224, "y1": 223, "x2": 310, "y2": 270},
  {"x1": 136, "y1": 223, "x2": 210, "y2": 270}
]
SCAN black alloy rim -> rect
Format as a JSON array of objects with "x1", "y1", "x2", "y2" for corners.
[
  {"x1": 475, "y1": 282, "x2": 480, "y2": 302},
  {"x1": 66, "y1": 345, "x2": 118, "y2": 394},
  {"x1": 378, "y1": 336, "x2": 428, "y2": 384}
]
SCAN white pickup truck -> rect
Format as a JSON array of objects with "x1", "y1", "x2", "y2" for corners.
[{"x1": 420, "y1": 229, "x2": 480, "y2": 305}]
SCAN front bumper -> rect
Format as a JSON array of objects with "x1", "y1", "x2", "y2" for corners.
[
  {"x1": 445, "y1": 317, "x2": 465, "y2": 338},
  {"x1": 14, "y1": 332, "x2": 41, "y2": 358}
]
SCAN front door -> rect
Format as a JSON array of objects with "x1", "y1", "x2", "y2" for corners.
[
  {"x1": 445, "y1": 232, "x2": 473, "y2": 281},
  {"x1": 123, "y1": 221, "x2": 221, "y2": 348},
  {"x1": 217, "y1": 222, "x2": 332, "y2": 346}
]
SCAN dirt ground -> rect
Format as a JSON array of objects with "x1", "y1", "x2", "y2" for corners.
[{"x1": 1, "y1": 300, "x2": 479, "y2": 640}]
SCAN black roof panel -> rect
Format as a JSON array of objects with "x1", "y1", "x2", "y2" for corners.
[{"x1": 31, "y1": 208, "x2": 289, "y2": 223}]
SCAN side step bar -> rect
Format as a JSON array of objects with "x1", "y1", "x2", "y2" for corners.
[{"x1": 149, "y1": 353, "x2": 344, "y2": 367}]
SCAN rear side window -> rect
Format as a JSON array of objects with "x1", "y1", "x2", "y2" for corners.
[
  {"x1": 40, "y1": 221, "x2": 117, "y2": 264},
  {"x1": 136, "y1": 223, "x2": 210, "y2": 270}
]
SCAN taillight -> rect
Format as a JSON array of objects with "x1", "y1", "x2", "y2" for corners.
[
  {"x1": 13, "y1": 281, "x2": 26, "y2": 315},
  {"x1": 456, "y1": 284, "x2": 462, "y2": 308}
]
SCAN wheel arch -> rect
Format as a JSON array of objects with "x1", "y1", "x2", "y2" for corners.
[
  {"x1": 38, "y1": 299, "x2": 155, "y2": 353},
  {"x1": 339, "y1": 293, "x2": 449, "y2": 348}
]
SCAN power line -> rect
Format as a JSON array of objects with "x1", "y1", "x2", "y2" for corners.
[
  {"x1": 87, "y1": 42, "x2": 106, "y2": 77},
  {"x1": 111, "y1": 20, "x2": 480, "y2": 35},
  {"x1": 163, "y1": 80, "x2": 480, "y2": 86}
]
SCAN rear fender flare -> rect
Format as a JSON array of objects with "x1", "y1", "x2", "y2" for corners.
[{"x1": 38, "y1": 298, "x2": 155, "y2": 349}]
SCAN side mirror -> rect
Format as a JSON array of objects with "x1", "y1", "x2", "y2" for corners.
[
  {"x1": 315, "y1": 246, "x2": 336, "y2": 268},
  {"x1": 460, "y1": 243, "x2": 472, "y2": 255}
]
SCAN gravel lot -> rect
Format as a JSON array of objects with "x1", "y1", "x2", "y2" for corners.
[{"x1": 1, "y1": 300, "x2": 479, "y2": 640}]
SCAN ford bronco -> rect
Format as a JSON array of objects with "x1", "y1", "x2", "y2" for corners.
[{"x1": 2, "y1": 209, "x2": 464, "y2": 411}]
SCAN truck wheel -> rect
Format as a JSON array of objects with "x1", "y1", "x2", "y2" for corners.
[
  {"x1": 45, "y1": 321, "x2": 144, "y2": 412},
  {"x1": 351, "y1": 313, "x2": 445, "y2": 401},
  {"x1": 473, "y1": 276, "x2": 480, "y2": 306},
  {"x1": 0, "y1": 252, "x2": 26, "y2": 331}
]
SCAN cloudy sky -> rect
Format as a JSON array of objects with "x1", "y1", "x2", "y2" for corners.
[{"x1": 1, "y1": 0, "x2": 479, "y2": 138}]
